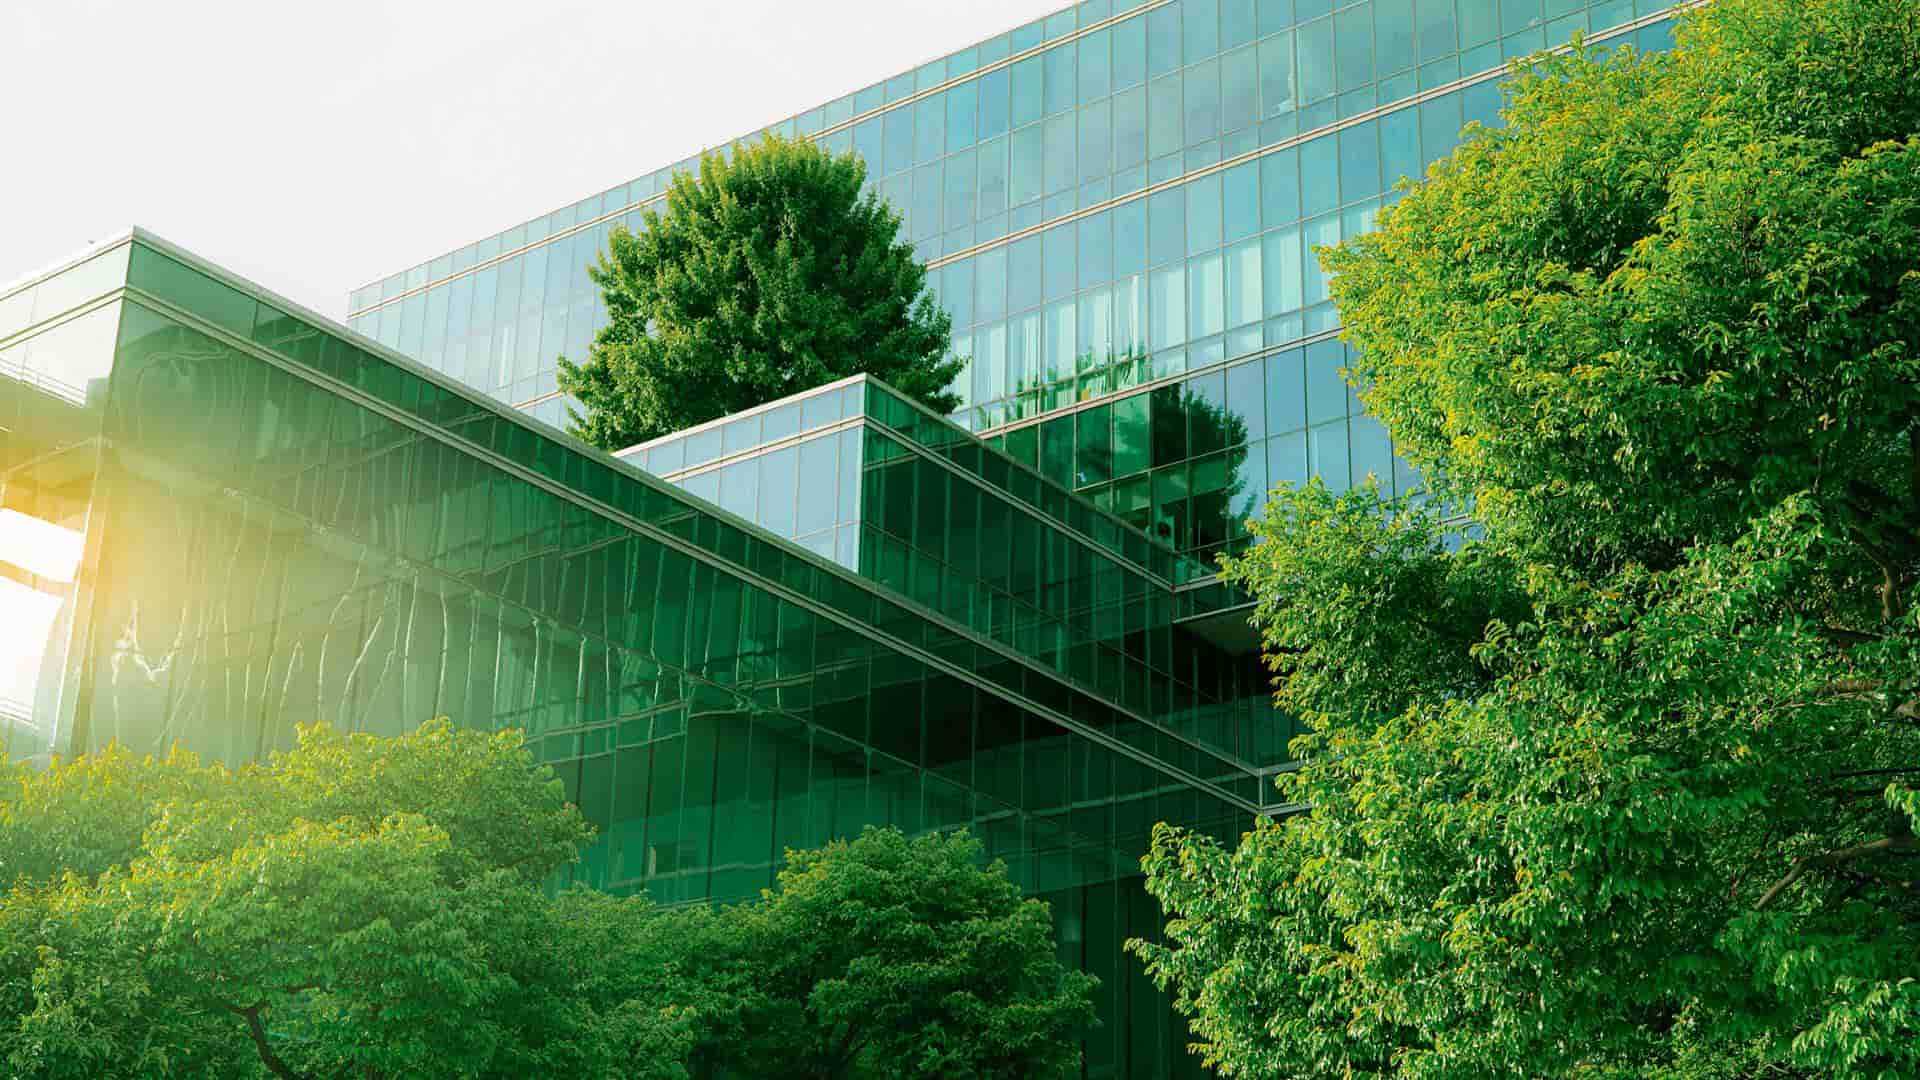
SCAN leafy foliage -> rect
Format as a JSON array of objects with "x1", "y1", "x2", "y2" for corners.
[
  {"x1": 1133, "y1": 0, "x2": 1920, "y2": 1076},
  {"x1": 682, "y1": 827, "x2": 1095, "y2": 1080},
  {"x1": 559, "y1": 134, "x2": 960, "y2": 449},
  {"x1": 0, "y1": 721, "x2": 689, "y2": 1080},
  {"x1": 0, "y1": 729, "x2": 1091, "y2": 1079}
]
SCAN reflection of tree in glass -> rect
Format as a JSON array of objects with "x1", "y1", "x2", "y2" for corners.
[
  {"x1": 1006, "y1": 345, "x2": 1254, "y2": 557},
  {"x1": 1146, "y1": 383, "x2": 1250, "y2": 555},
  {"x1": 1004, "y1": 346, "x2": 1150, "y2": 410}
]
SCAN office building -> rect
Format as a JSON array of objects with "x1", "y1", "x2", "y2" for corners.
[
  {"x1": 344, "y1": 0, "x2": 1679, "y2": 566},
  {"x1": 3, "y1": 231, "x2": 1285, "y2": 1075},
  {"x1": 2, "y1": 0, "x2": 1683, "y2": 1074}
]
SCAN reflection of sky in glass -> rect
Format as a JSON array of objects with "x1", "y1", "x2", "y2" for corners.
[
  {"x1": 0, "y1": 577, "x2": 63, "y2": 716},
  {"x1": 0, "y1": 508, "x2": 85, "y2": 583}
]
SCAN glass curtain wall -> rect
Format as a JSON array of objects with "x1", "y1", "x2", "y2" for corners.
[
  {"x1": 343, "y1": 0, "x2": 1680, "y2": 547},
  {"x1": 6, "y1": 234, "x2": 1275, "y2": 1077},
  {"x1": 622, "y1": 373, "x2": 1290, "y2": 772}
]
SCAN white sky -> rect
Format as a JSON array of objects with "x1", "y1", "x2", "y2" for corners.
[{"x1": 1, "y1": 0, "x2": 1050, "y2": 318}]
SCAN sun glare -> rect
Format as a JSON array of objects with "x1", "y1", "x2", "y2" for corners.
[
  {"x1": 0, "y1": 508, "x2": 84, "y2": 584},
  {"x1": 0, "y1": 576, "x2": 64, "y2": 717}
]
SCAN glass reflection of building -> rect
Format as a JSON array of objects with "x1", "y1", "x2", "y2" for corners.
[{"x1": 0, "y1": 3, "x2": 1688, "y2": 1076}]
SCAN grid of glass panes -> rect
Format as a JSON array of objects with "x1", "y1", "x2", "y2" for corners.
[
  {"x1": 619, "y1": 374, "x2": 1185, "y2": 581},
  {"x1": 862, "y1": 378, "x2": 1191, "y2": 579},
  {"x1": 122, "y1": 241, "x2": 1272, "y2": 808},
  {"x1": 343, "y1": 0, "x2": 1678, "y2": 423},
  {"x1": 622, "y1": 379, "x2": 865, "y2": 473},
  {"x1": 620, "y1": 381, "x2": 871, "y2": 569},
  {"x1": 930, "y1": 15, "x2": 1680, "y2": 431},
  {"x1": 929, "y1": 95, "x2": 1447, "y2": 428},
  {"x1": 0, "y1": 245, "x2": 132, "y2": 763},
  {"x1": 641, "y1": 402, "x2": 1280, "y2": 771},
  {"x1": 79, "y1": 261, "x2": 1259, "y2": 1079},
  {"x1": 856, "y1": 379, "x2": 1285, "y2": 769},
  {"x1": 858, "y1": 424, "x2": 1292, "y2": 766},
  {"x1": 348, "y1": 219, "x2": 615, "y2": 411},
  {"x1": 347, "y1": 0, "x2": 1163, "y2": 315},
  {"x1": 844, "y1": 0, "x2": 1662, "y2": 267},
  {"x1": 347, "y1": 0, "x2": 1672, "y2": 310},
  {"x1": 579, "y1": 369, "x2": 1278, "y2": 770},
  {"x1": 985, "y1": 334, "x2": 1409, "y2": 564},
  {"x1": 674, "y1": 428, "x2": 866, "y2": 570}
]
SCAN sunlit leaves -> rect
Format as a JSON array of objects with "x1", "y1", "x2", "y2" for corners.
[
  {"x1": 1137, "y1": 1, "x2": 1920, "y2": 1076},
  {"x1": 0, "y1": 721, "x2": 690, "y2": 1080}
]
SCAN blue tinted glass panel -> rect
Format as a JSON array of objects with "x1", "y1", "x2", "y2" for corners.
[
  {"x1": 1300, "y1": 136, "x2": 1339, "y2": 215},
  {"x1": 978, "y1": 68, "x2": 1011, "y2": 140},
  {"x1": 1261, "y1": 147, "x2": 1300, "y2": 224},
  {"x1": 1267, "y1": 346, "x2": 1306, "y2": 431},
  {"x1": 1080, "y1": 30, "x2": 1112, "y2": 99},
  {"x1": 1012, "y1": 57, "x2": 1044, "y2": 128},
  {"x1": 1184, "y1": 0, "x2": 1221, "y2": 63},
  {"x1": 1186, "y1": 174, "x2": 1223, "y2": 255},
  {"x1": 1221, "y1": 46, "x2": 1259, "y2": 132},
  {"x1": 1113, "y1": 199, "x2": 1148, "y2": 278},
  {"x1": 1080, "y1": 100, "x2": 1112, "y2": 184},
  {"x1": 1148, "y1": 188, "x2": 1185, "y2": 267},
  {"x1": 1113, "y1": 13, "x2": 1147, "y2": 88},
  {"x1": 1079, "y1": 211, "x2": 1114, "y2": 290},
  {"x1": 946, "y1": 82, "x2": 978, "y2": 152},
  {"x1": 1045, "y1": 42, "x2": 1077, "y2": 116},
  {"x1": 1223, "y1": 161, "x2": 1260, "y2": 242},
  {"x1": 1339, "y1": 122, "x2": 1382, "y2": 201},
  {"x1": 1147, "y1": 4, "x2": 1182, "y2": 78},
  {"x1": 883, "y1": 108, "x2": 915, "y2": 175},
  {"x1": 1298, "y1": 18, "x2": 1335, "y2": 102},
  {"x1": 916, "y1": 97, "x2": 948, "y2": 164},
  {"x1": 1113, "y1": 86, "x2": 1148, "y2": 169}
]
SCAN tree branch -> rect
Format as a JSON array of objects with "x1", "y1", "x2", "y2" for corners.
[
  {"x1": 1824, "y1": 767, "x2": 1920, "y2": 782},
  {"x1": 1846, "y1": 525, "x2": 1905, "y2": 623},
  {"x1": 1793, "y1": 679, "x2": 1920, "y2": 723},
  {"x1": 1754, "y1": 835, "x2": 1920, "y2": 910},
  {"x1": 1727, "y1": 823, "x2": 1778, "y2": 904},
  {"x1": 223, "y1": 1001, "x2": 312, "y2": 1080},
  {"x1": 1817, "y1": 625, "x2": 1883, "y2": 649},
  {"x1": 825, "y1": 1021, "x2": 866, "y2": 1078}
]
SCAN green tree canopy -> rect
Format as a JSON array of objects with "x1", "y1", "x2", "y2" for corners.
[
  {"x1": 1133, "y1": 0, "x2": 1920, "y2": 1076},
  {"x1": 559, "y1": 135, "x2": 961, "y2": 449},
  {"x1": 680, "y1": 827, "x2": 1096, "y2": 1080},
  {"x1": 1, "y1": 727, "x2": 1092, "y2": 1079},
  {"x1": 0, "y1": 721, "x2": 692, "y2": 1080}
]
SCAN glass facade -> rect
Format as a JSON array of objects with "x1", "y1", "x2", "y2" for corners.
[
  {"x1": 3, "y1": 232, "x2": 1292, "y2": 1077},
  {"x1": 5, "y1": 3, "x2": 1691, "y2": 1072},
  {"x1": 343, "y1": 0, "x2": 1680, "y2": 569},
  {"x1": 623, "y1": 375, "x2": 1288, "y2": 773}
]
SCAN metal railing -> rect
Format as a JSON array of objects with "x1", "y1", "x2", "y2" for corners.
[{"x1": 0, "y1": 357, "x2": 89, "y2": 407}]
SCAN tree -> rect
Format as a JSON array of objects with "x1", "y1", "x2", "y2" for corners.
[
  {"x1": 685, "y1": 827, "x2": 1096, "y2": 1080},
  {"x1": 0, "y1": 721, "x2": 696, "y2": 1080},
  {"x1": 1, "y1": 729, "x2": 1094, "y2": 1079},
  {"x1": 1132, "y1": 0, "x2": 1920, "y2": 1076},
  {"x1": 559, "y1": 135, "x2": 961, "y2": 450}
]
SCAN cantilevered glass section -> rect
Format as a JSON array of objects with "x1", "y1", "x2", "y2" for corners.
[
  {"x1": 618, "y1": 372, "x2": 1289, "y2": 779},
  {"x1": 3, "y1": 229, "x2": 1291, "y2": 1077}
]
